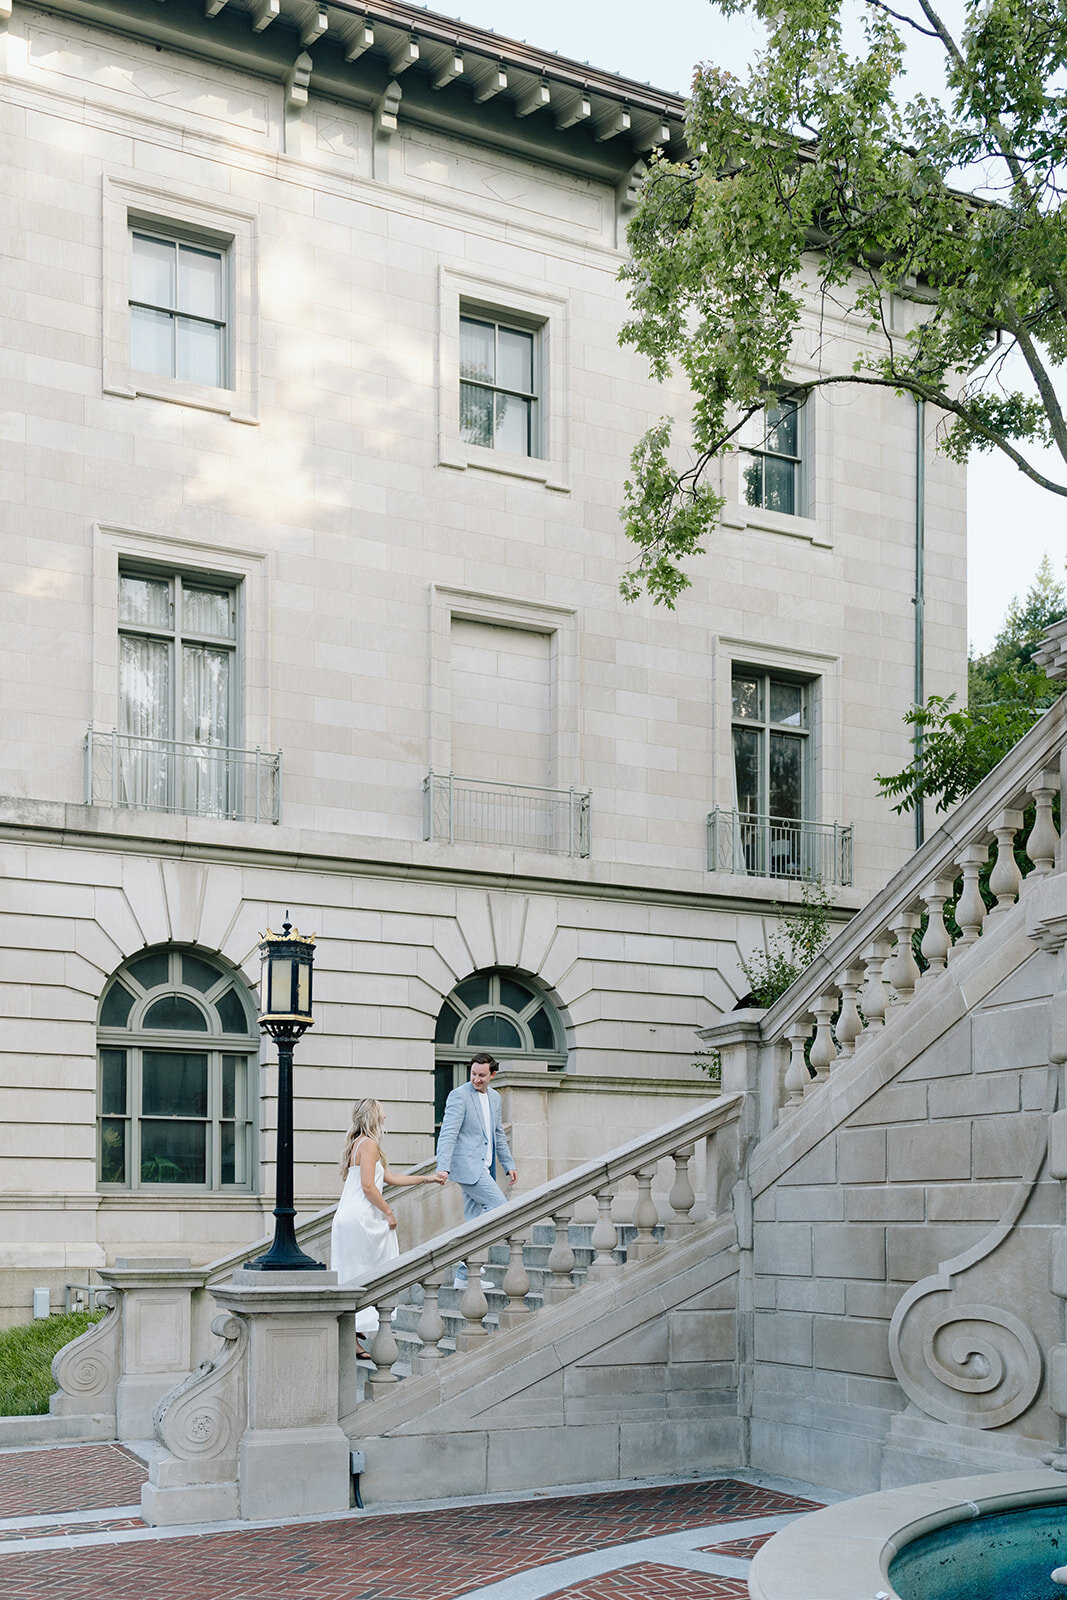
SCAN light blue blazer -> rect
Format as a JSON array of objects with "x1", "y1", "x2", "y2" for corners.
[{"x1": 436, "y1": 1082, "x2": 514, "y2": 1186}]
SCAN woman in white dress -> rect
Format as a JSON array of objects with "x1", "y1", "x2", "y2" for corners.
[{"x1": 331, "y1": 1098, "x2": 444, "y2": 1359}]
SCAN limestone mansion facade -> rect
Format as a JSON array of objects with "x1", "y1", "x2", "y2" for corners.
[{"x1": 0, "y1": 0, "x2": 966, "y2": 1320}]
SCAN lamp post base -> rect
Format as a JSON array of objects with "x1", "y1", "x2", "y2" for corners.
[{"x1": 244, "y1": 1211, "x2": 324, "y2": 1272}]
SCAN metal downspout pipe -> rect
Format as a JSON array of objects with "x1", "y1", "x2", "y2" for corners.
[{"x1": 913, "y1": 396, "x2": 926, "y2": 849}]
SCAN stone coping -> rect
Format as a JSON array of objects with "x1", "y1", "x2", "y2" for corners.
[{"x1": 748, "y1": 1469, "x2": 1067, "y2": 1600}]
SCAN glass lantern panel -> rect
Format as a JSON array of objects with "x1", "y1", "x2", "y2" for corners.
[
  {"x1": 265, "y1": 956, "x2": 293, "y2": 1014},
  {"x1": 296, "y1": 960, "x2": 311, "y2": 1014}
]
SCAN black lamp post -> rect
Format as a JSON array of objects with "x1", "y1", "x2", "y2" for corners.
[{"x1": 246, "y1": 916, "x2": 324, "y2": 1271}]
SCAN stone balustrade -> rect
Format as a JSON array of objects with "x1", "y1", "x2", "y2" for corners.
[
  {"x1": 704, "y1": 692, "x2": 1066, "y2": 1127},
  {"x1": 339, "y1": 1093, "x2": 743, "y2": 1399}
]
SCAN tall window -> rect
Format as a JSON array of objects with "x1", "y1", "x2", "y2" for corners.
[
  {"x1": 732, "y1": 670, "x2": 813, "y2": 876},
  {"x1": 118, "y1": 568, "x2": 238, "y2": 816},
  {"x1": 459, "y1": 313, "x2": 540, "y2": 457},
  {"x1": 433, "y1": 970, "x2": 565, "y2": 1130},
  {"x1": 97, "y1": 947, "x2": 258, "y2": 1190},
  {"x1": 130, "y1": 229, "x2": 228, "y2": 389},
  {"x1": 741, "y1": 397, "x2": 802, "y2": 515}
]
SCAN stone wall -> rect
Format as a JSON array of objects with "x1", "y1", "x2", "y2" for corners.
[{"x1": 745, "y1": 906, "x2": 1061, "y2": 1493}]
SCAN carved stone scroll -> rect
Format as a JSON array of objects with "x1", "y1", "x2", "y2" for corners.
[
  {"x1": 49, "y1": 1290, "x2": 120, "y2": 1416},
  {"x1": 153, "y1": 1312, "x2": 247, "y2": 1464}
]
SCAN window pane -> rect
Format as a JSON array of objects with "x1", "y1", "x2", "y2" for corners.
[
  {"x1": 460, "y1": 383, "x2": 493, "y2": 448},
  {"x1": 143, "y1": 995, "x2": 209, "y2": 1031},
  {"x1": 494, "y1": 391, "x2": 529, "y2": 455},
  {"x1": 528, "y1": 1006, "x2": 555, "y2": 1050},
  {"x1": 176, "y1": 317, "x2": 223, "y2": 387},
  {"x1": 120, "y1": 634, "x2": 171, "y2": 740},
  {"x1": 182, "y1": 953, "x2": 222, "y2": 993},
  {"x1": 119, "y1": 574, "x2": 171, "y2": 629},
  {"x1": 131, "y1": 234, "x2": 176, "y2": 309},
  {"x1": 766, "y1": 402, "x2": 797, "y2": 457},
  {"x1": 127, "y1": 951, "x2": 171, "y2": 991},
  {"x1": 763, "y1": 455, "x2": 795, "y2": 515},
  {"x1": 216, "y1": 987, "x2": 249, "y2": 1034},
  {"x1": 100, "y1": 1118, "x2": 127, "y2": 1184},
  {"x1": 140, "y1": 1119, "x2": 206, "y2": 1184},
  {"x1": 732, "y1": 675, "x2": 762, "y2": 721},
  {"x1": 434, "y1": 1000, "x2": 460, "y2": 1043},
  {"x1": 498, "y1": 977, "x2": 534, "y2": 1014},
  {"x1": 100, "y1": 982, "x2": 134, "y2": 1029},
  {"x1": 100, "y1": 1049, "x2": 127, "y2": 1113},
  {"x1": 769, "y1": 733, "x2": 804, "y2": 820},
  {"x1": 498, "y1": 327, "x2": 533, "y2": 393},
  {"x1": 460, "y1": 317, "x2": 495, "y2": 382},
  {"x1": 733, "y1": 726, "x2": 761, "y2": 815},
  {"x1": 770, "y1": 680, "x2": 804, "y2": 728},
  {"x1": 454, "y1": 975, "x2": 491, "y2": 1011},
  {"x1": 142, "y1": 1050, "x2": 208, "y2": 1115},
  {"x1": 182, "y1": 645, "x2": 230, "y2": 745},
  {"x1": 183, "y1": 586, "x2": 234, "y2": 640},
  {"x1": 177, "y1": 245, "x2": 223, "y2": 319},
  {"x1": 221, "y1": 1121, "x2": 237, "y2": 1185},
  {"x1": 222, "y1": 1054, "x2": 247, "y2": 1118},
  {"x1": 467, "y1": 1014, "x2": 522, "y2": 1049},
  {"x1": 130, "y1": 305, "x2": 174, "y2": 378},
  {"x1": 742, "y1": 455, "x2": 764, "y2": 508}
]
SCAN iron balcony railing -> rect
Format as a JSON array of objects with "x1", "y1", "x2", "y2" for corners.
[
  {"x1": 424, "y1": 771, "x2": 591, "y2": 857},
  {"x1": 85, "y1": 726, "x2": 281, "y2": 824},
  {"x1": 707, "y1": 807, "x2": 853, "y2": 886}
]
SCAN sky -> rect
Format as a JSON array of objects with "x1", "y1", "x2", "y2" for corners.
[{"x1": 443, "y1": 0, "x2": 1065, "y2": 654}]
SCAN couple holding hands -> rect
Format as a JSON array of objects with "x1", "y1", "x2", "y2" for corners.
[{"x1": 330, "y1": 1052, "x2": 516, "y2": 1358}]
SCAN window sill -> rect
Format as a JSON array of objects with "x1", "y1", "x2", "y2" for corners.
[
  {"x1": 104, "y1": 370, "x2": 258, "y2": 425},
  {"x1": 720, "y1": 502, "x2": 829, "y2": 547},
  {"x1": 439, "y1": 440, "x2": 569, "y2": 493}
]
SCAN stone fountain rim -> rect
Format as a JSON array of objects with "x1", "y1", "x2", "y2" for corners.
[{"x1": 748, "y1": 1468, "x2": 1067, "y2": 1600}]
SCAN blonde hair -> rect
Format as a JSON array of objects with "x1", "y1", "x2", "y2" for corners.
[{"x1": 340, "y1": 1098, "x2": 385, "y2": 1176}]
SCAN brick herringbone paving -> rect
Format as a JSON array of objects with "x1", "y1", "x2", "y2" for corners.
[
  {"x1": 698, "y1": 1531, "x2": 777, "y2": 1558},
  {"x1": 541, "y1": 1567, "x2": 749, "y2": 1600},
  {"x1": 2, "y1": 1517, "x2": 147, "y2": 1543},
  {"x1": 0, "y1": 1446, "x2": 147, "y2": 1518},
  {"x1": 0, "y1": 1479, "x2": 817, "y2": 1600}
]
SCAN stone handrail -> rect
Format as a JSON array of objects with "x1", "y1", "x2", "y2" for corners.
[
  {"x1": 745, "y1": 692, "x2": 1065, "y2": 1118},
  {"x1": 344, "y1": 1091, "x2": 743, "y2": 1393}
]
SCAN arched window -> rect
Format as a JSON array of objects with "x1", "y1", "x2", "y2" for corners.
[
  {"x1": 433, "y1": 970, "x2": 565, "y2": 1130},
  {"x1": 97, "y1": 946, "x2": 258, "y2": 1190}
]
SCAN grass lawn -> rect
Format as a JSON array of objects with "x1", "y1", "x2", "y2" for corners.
[{"x1": 0, "y1": 1311, "x2": 103, "y2": 1416}]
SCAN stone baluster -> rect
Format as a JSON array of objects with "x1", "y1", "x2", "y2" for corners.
[
  {"x1": 544, "y1": 1209, "x2": 577, "y2": 1305},
  {"x1": 586, "y1": 1188, "x2": 620, "y2": 1283},
  {"x1": 919, "y1": 877, "x2": 954, "y2": 975},
  {"x1": 780, "y1": 1018, "x2": 812, "y2": 1116},
  {"x1": 455, "y1": 1250, "x2": 490, "y2": 1351},
  {"x1": 807, "y1": 993, "x2": 838, "y2": 1087},
  {"x1": 888, "y1": 910, "x2": 922, "y2": 1005},
  {"x1": 861, "y1": 935, "x2": 893, "y2": 1029},
  {"x1": 988, "y1": 807, "x2": 1024, "y2": 909},
  {"x1": 835, "y1": 968, "x2": 865, "y2": 1059},
  {"x1": 415, "y1": 1273, "x2": 447, "y2": 1373},
  {"x1": 366, "y1": 1299, "x2": 400, "y2": 1394},
  {"x1": 631, "y1": 1167, "x2": 661, "y2": 1260},
  {"x1": 497, "y1": 1233, "x2": 532, "y2": 1329},
  {"x1": 955, "y1": 841, "x2": 989, "y2": 945},
  {"x1": 1025, "y1": 771, "x2": 1060, "y2": 878},
  {"x1": 666, "y1": 1144, "x2": 696, "y2": 1239}
]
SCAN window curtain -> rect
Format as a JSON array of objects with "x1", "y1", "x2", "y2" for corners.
[
  {"x1": 182, "y1": 644, "x2": 230, "y2": 815},
  {"x1": 119, "y1": 635, "x2": 171, "y2": 809}
]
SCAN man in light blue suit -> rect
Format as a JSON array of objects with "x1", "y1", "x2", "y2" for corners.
[{"x1": 435, "y1": 1053, "x2": 517, "y2": 1223}]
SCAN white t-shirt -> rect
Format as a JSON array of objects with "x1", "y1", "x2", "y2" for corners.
[{"x1": 477, "y1": 1088, "x2": 493, "y2": 1169}]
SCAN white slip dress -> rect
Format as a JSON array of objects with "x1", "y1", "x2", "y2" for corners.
[{"x1": 330, "y1": 1138, "x2": 400, "y2": 1336}]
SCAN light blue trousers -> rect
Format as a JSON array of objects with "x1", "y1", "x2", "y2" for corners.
[{"x1": 454, "y1": 1170, "x2": 506, "y2": 1285}]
